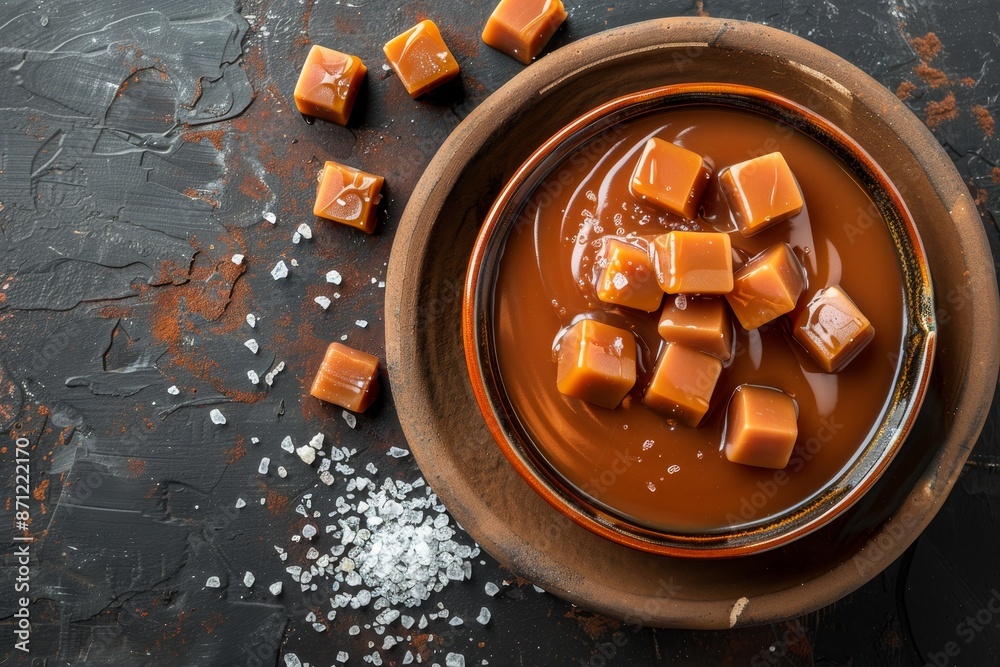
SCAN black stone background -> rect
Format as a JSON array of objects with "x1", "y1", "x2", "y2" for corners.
[{"x1": 0, "y1": 0, "x2": 998, "y2": 665}]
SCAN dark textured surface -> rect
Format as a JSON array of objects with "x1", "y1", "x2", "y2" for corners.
[{"x1": 0, "y1": 1, "x2": 997, "y2": 665}]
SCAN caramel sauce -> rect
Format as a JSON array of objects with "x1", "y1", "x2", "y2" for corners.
[{"x1": 492, "y1": 105, "x2": 905, "y2": 532}]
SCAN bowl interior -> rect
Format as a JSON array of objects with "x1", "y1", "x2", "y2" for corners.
[
  {"x1": 464, "y1": 83, "x2": 936, "y2": 557},
  {"x1": 385, "y1": 17, "x2": 998, "y2": 627}
]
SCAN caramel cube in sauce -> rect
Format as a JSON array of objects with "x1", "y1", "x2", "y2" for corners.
[
  {"x1": 556, "y1": 319, "x2": 637, "y2": 409},
  {"x1": 310, "y1": 342, "x2": 380, "y2": 412},
  {"x1": 383, "y1": 20, "x2": 460, "y2": 98},
  {"x1": 596, "y1": 240, "x2": 663, "y2": 312},
  {"x1": 792, "y1": 285, "x2": 875, "y2": 372},
  {"x1": 658, "y1": 296, "x2": 733, "y2": 361},
  {"x1": 642, "y1": 344, "x2": 723, "y2": 427},
  {"x1": 724, "y1": 385, "x2": 798, "y2": 469},
  {"x1": 313, "y1": 161, "x2": 384, "y2": 234},
  {"x1": 726, "y1": 243, "x2": 806, "y2": 331},
  {"x1": 629, "y1": 138, "x2": 711, "y2": 220},
  {"x1": 293, "y1": 45, "x2": 367, "y2": 126},
  {"x1": 652, "y1": 231, "x2": 733, "y2": 295},
  {"x1": 481, "y1": 0, "x2": 567, "y2": 65},
  {"x1": 719, "y1": 152, "x2": 804, "y2": 236}
]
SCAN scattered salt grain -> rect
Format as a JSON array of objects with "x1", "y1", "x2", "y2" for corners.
[
  {"x1": 337, "y1": 651, "x2": 349, "y2": 663},
  {"x1": 265, "y1": 361, "x2": 285, "y2": 386},
  {"x1": 448, "y1": 616, "x2": 463, "y2": 626},
  {"x1": 235, "y1": 498, "x2": 246, "y2": 509},
  {"x1": 297, "y1": 223, "x2": 313, "y2": 239},
  {"x1": 476, "y1": 607, "x2": 491, "y2": 625},
  {"x1": 281, "y1": 436, "x2": 295, "y2": 452},
  {"x1": 231, "y1": 253, "x2": 244, "y2": 265},
  {"x1": 302, "y1": 524, "x2": 317, "y2": 539},
  {"x1": 277, "y1": 466, "x2": 287, "y2": 478},
  {"x1": 297, "y1": 446, "x2": 316, "y2": 465},
  {"x1": 326, "y1": 270, "x2": 343, "y2": 285},
  {"x1": 290, "y1": 259, "x2": 298, "y2": 267},
  {"x1": 309, "y1": 433, "x2": 325, "y2": 449},
  {"x1": 243, "y1": 571, "x2": 255, "y2": 588},
  {"x1": 167, "y1": 385, "x2": 179, "y2": 395},
  {"x1": 401, "y1": 615, "x2": 415, "y2": 629},
  {"x1": 248, "y1": 370, "x2": 260, "y2": 384},
  {"x1": 320, "y1": 471, "x2": 335, "y2": 486},
  {"x1": 258, "y1": 457, "x2": 270, "y2": 474},
  {"x1": 269, "y1": 581, "x2": 283, "y2": 595},
  {"x1": 283, "y1": 655, "x2": 301, "y2": 667},
  {"x1": 349, "y1": 625, "x2": 361, "y2": 636},
  {"x1": 263, "y1": 211, "x2": 276, "y2": 224},
  {"x1": 445, "y1": 653, "x2": 465, "y2": 667},
  {"x1": 343, "y1": 411, "x2": 357, "y2": 429},
  {"x1": 315, "y1": 295, "x2": 332, "y2": 310},
  {"x1": 246, "y1": 313, "x2": 256, "y2": 328},
  {"x1": 245, "y1": 339, "x2": 259, "y2": 354},
  {"x1": 340, "y1": 334, "x2": 348, "y2": 341},
  {"x1": 271, "y1": 260, "x2": 288, "y2": 280},
  {"x1": 387, "y1": 446, "x2": 409, "y2": 458},
  {"x1": 532, "y1": 585, "x2": 545, "y2": 593},
  {"x1": 209, "y1": 409, "x2": 227, "y2": 425},
  {"x1": 378, "y1": 281, "x2": 385, "y2": 288},
  {"x1": 292, "y1": 232, "x2": 301, "y2": 244},
  {"x1": 205, "y1": 576, "x2": 221, "y2": 588},
  {"x1": 484, "y1": 582, "x2": 500, "y2": 596},
  {"x1": 356, "y1": 319, "x2": 368, "y2": 328}
]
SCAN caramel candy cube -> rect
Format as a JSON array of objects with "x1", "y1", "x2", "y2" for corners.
[
  {"x1": 293, "y1": 45, "x2": 367, "y2": 126},
  {"x1": 482, "y1": 0, "x2": 567, "y2": 65},
  {"x1": 596, "y1": 240, "x2": 663, "y2": 313},
  {"x1": 383, "y1": 20, "x2": 460, "y2": 98},
  {"x1": 630, "y1": 138, "x2": 711, "y2": 220},
  {"x1": 724, "y1": 385, "x2": 798, "y2": 469},
  {"x1": 793, "y1": 285, "x2": 875, "y2": 372},
  {"x1": 652, "y1": 231, "x2": 733, "y2": 295},
  {"x1": 313, "y1": 161, "x2": 384, "y2": 234},
  {"x1": 556, "y1": 319, "x2": 636, "y2": 409},
  {"x1": 720, "y1": 152, "x2": 804, "y2": 236},
  {"x1": 726, "y1": 243, "x2": 806, "y2": 331},
  {"x1": 658, "y1": 296, "x2": 733, "y2": 361},
  {"x1": 310, "y1": 342, "x2": 380, "y2": 412},
  {"x1": 642, "y1": 344, "x2": 722, "y2": 427}
]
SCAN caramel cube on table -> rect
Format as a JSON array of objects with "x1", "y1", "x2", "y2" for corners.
[
  {"x1": 726, "y1": 243, "x2": 806, "y2": 331},
  {"x1": 481, "y1": 0, "x2": 567, "y2": 65},
  {"x1": 596, "y1": 240, "x2": 663, "y2": 313},
  {"x1": 652, "y1": 231, "x2": 733, "y2": 295},
  {"x1": 658, "y1": 296, "x2": 733, "y2": 361},
  {"x1": 630, "y1": 138, "x2": 711, "y2": 220},
  {"x1": 792, "y1": 285, "x2": 875, "y2": 372},
  {"x1": 313, "y1": 161, "x2": 384, "y2": 234},
  {"x1": 642, "y1": 344, "x2": 722, "y2": 427},
  {"x1": 383, "y1": 20, "x2": 460, "y2": 98},
  {"x1": 724, "y1": 385, "x2": 798, "y2": 469},
  {"x1": 556, "y1": 319, "x2": 636, "y2": 409},
  {"x1": 310, "y1": 342, "x2": 380, "y2": 412},
  {"x1": 293, "y1": 45, "x2": 367, "y2": 126},
  {"x1": 720, "y1": 152, "x2": 804, "y2": 237}
]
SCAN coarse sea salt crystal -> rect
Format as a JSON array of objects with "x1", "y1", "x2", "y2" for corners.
[
  {"x1": 281, "y1": 436, "x2": 295, "y2": 453},
  {"x1": 320, "y1": 471, "x2": 335, "y2": 486},
  {"x1": 167, "y1": 385, "x2": 179, "y2": 395},
  {"x1": 210, "y1": 409, "x2": 227, "y2": 425},
  {"x1": 297, "y1": 223, "x2": 313, "y2": 239},
  {"x1": 258, "y1": 457, "x2": 270, "y2": 474},
  {"x1": 248, "y1": 370, "x2": 260, "y2": 385},
  {"x1": 387, "y1": 446, "x2": 409, "y2": 458},
  {"x1": 283, "y1": 654, "x2": 301, "y2": 667},
  {"x1": 265, "y1": 361, "x2": 285, "y2": 386},
  {"x1": 246, "y1": 313, "x2": 256, "y2": 328},
  {"x1": 310, "y1": 433, "x2": 325, "y2": 449},
  {"x1": 476, "y1": 607, "x2": 491, "y2": 625},
  {"x1": 484, "y1": 582, "x2": 499, "y2": 596},
  {"x1": 337, "y1": 651, "x2": 349, "y2": 662},
  {"x1": 245, "y1": 339, "x2": 259, "y2": 354},
  {"x1": 277, "y1": 466, "x2": 287, "y2": 478},
  {"x1": 326, "y1": 269, "x2": 343, "y2": 285},
  {"x1": 235, "y1": 498, "x2": 246, "y2": 509},
  {"x1": 231, "y1": 253, "x2": 244, "y2": 265},
  {"x1": 355, "y1": 319, "x2": 368, "y2": 328},
  {"x1": 340, "y1": 334, "x2": 348, "y2": 341},
  {"x1": 292, "y1": 232, "x2": 301, "y2": 244},
  {"x1": 290, "y1": 259, "x2": 299, "y2": 267},
  {"x1": 445, "y1": 653, "x2": 465, "y2": 667},
  {"x1": 303, "y1": 524, "x2": 318, "y2": 539},
  {"x1": 271, "y1": 261, "x2": 288, "y2": 280},
  {"x1": 343, "y1": 411, "x2": 357, "y2": 429},
  {"x1": 315, "y1": 295, "x2": 332, "y2": 310},
  {"x1": 243, "y1": 571, "x2": 255, "y2": 587},
  {"x1": 448, "y1": 616, "x2": 463, "y2": 626},
  {"x1": 269, "y1": 581, "x2": 283, "y2": 595},
  {"x1": 297, "y1": 446, "x2": 316, "y2": 465},
  {"x1": 263, "y1": 211, "x2": 276, "y2": 224},
  {"x1": 205, "y1": 576, "x2": 221, "y2": 588}
]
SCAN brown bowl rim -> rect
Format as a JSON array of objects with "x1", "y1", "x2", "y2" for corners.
[
  {"x1": 385, "y1": 17, "x2": 1000, "y2": 627},
  {"x1": 462, "y1": 82, "x2": 937, "y2": 558}
]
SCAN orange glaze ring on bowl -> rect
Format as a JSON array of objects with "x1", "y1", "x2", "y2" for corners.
[{"x1": 462, "y1": 83, "x2": 935, "y2": 557}]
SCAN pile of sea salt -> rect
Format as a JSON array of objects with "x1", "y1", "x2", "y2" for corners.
[{"x1": 268, "y1": 443, "x2": 486, "y2": 666}]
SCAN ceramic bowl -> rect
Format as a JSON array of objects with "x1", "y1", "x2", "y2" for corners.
[
  {"x1": 463, "y1": 82, "x2": 936, "y2": 558},
  {"x1": 385, "y1": 17, "x2": 999, "y2": 627}
]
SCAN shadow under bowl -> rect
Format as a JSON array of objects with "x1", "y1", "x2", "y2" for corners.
[{"x1": 385, "y1": 17, "x2": 999, "y2": 628}]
